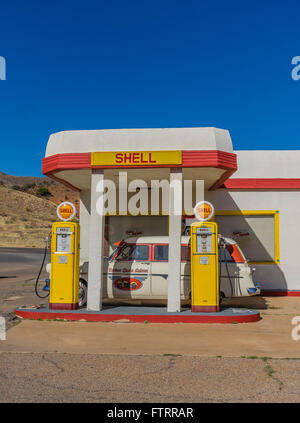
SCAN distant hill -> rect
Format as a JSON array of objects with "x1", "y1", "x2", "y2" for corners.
[
  {"x1": 0, "y1": 172, "x2": 80, "y2": 247},
  {"x1": 0, "y1": 185, "x2": 57, "y2": 247},
  {"x1": 0, "y1": 171, "x2": 53, "y2": 186},
  {"x1": 0, "y1": 171, "x2": 80, "y2": 212}
]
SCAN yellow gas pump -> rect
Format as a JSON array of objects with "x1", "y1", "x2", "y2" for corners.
[
  {"x1": 50, "y1": 221, "x2": 80, "y2": 310},
  {"x1": 190, "y1": 221, "x2": 219, "y2": 312}
]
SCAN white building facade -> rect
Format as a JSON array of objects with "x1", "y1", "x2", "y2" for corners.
[{"x1": 42, "y1": 128, "x2": 300, "y2": 311}]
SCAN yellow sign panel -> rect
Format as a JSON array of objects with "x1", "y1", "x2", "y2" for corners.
[{"x1": 91, "y1": 150, "x2": 182, "y2": 166}]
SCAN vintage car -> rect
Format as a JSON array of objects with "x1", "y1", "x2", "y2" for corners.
[{"x1": 77, "y1": 235, "x2": 260, "y2": 307}]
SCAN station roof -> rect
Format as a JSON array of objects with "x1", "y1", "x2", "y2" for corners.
[
  {"x1": 45, "y1": 127, "x2": 234, "y2": 157},
  {"x1": 42, "y1": 127, "x2": 237, "y2": 191}
]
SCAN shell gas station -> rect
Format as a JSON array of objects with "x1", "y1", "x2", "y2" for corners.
[{"x1": 15, "y1": 127, "x2": 300, "y2": 323}]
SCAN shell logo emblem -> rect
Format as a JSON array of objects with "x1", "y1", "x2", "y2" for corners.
[
  {"x1": 113, "y1": 277, "x2": 143, "y2": 291},
  {"x1": 194, "y1": 201, "x2": 215, "y2": 222},
  {"x1": 57, "y1": 202, "x2": 76, "y2": 221}
]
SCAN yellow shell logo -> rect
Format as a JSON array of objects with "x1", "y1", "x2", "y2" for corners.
[
  {"x1": 194, "y1": 201, "x2": 214, "y2": 221},
  {"x1": 57, "y1": 202, "x2": 76, "y2": 221}
]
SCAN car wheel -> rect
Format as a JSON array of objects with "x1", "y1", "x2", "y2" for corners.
[
  {"x1": 79, "y1": 279, "x2": 87, "y2": 307},
  {"x1": 219, "y1": 292, "x2": 225, "y2": 305}
]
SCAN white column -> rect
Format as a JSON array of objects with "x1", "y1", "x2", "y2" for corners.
[
  {"x1": 87, "y1": 169, "x2": 105, "y2": 311},
  {"x1": 79, "y1": 189, "x2": 91, "y2": 264},
  {"x1": 167, "y1": 168, "x2": 182, "y2": 312}
]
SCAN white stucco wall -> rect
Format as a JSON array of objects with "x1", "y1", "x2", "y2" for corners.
[
  {"x1": 233, "y1": 150, "x2": 300, "y2": 178},
  {"x1": 207, "y1": 189, "x2": 300, "y2": 291}
]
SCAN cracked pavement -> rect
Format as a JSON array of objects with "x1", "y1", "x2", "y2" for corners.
[{"x1": 0, "y1": 353, "x2": 300, "y2": 402}]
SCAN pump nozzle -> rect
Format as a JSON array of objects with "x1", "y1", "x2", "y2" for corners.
[{"x1": 43, "y1": 278, "x2": 50, "y2": 291}]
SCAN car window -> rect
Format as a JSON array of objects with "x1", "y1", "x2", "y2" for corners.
[
  {"x1": 154, "y1": 245, "x2": 169, "y2": 261},
  {"x1": 117, "y1": 244, "x2": 149, "y2": 261},
  {"x1": 107, "y1": 247, "x2": 119, "y2": 261}
]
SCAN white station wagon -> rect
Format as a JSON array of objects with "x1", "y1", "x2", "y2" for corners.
[{"x1": 78, "y1": 235, "x2": 260, "y2": 307}]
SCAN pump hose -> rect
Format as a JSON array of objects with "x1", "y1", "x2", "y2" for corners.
[
  {"x1": 224, "y1": 251, "x2": 234, "y2": 299},
  {"x1": 34, "y1": 240, "x2": 50, "y2": 299}
]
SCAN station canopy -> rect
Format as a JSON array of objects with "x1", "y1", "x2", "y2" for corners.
[{"x1": 42, "y1": 127, "x2": 237, "y2": 191}]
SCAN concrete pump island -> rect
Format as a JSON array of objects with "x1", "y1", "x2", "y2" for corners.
[{"x1": 14, "y1": 127, "x2": 300, "y2": 323}]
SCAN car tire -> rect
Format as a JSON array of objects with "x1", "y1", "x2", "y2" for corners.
[{"x1": 219, "y1": 291, "x2": 225, "y2": 305}]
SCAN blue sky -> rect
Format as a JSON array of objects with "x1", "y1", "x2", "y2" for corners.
[{"x1": 0, "y1": 0, "x2": 300, "y2": 176}]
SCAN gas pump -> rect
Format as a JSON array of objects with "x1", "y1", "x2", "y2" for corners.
[
  {"x1": 49, "y1": 221, "x2": 80, "y2": 310},
  {"x1": 35, "y1": 201, "x2": 80, "y2": 310},
  {"x1": 190, "y1": 221, "x2": 219, "y2": 312}
]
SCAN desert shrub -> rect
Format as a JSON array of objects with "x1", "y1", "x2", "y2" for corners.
[
  {"x1": 37, "y1": 187, "x2": 52, "y2": 197},
  {"x1": 23, "y1": 183, "x2": 36, "y2": 191},
  {"x1": 12, "y1": 185, "x2": 22, "y2": 191}
]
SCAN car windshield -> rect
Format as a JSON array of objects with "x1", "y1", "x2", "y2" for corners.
[{"x1": 117, "y1": 244, "x2": 149, "y2": 261}]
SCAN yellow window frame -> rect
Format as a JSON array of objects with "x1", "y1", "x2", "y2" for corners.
[{"x1": 214, "y1": 210, "x2": 280, "y2": 265}]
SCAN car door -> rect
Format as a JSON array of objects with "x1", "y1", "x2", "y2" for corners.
[
  {"x1": 107, "y1": 243, "x2": 151, "y2": 299},
  {"x1": 151, "y1": 244, "x2": 169, "y2": 298},
  {"x1": 151, "y1": 244, "x2": 188, "y2": 299}
]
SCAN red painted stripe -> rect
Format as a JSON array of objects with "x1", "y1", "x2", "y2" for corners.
[
  {"x1": 261, "y1": 290, "x2": 300, "y2": 297},
  {"x1": 191, "y1": 305, "x2": 220, "y2": 312},
  {"x1": 182, "y1": 150, "x2": 237, "y2": 170},
  {"x1": 50, "y1": 302, "x2": 79, "y2": 310},
  {"x1": 42, "y1": 150, "x2": 237, "y2": 191},
  {"x1": 15, "y1": 309, "x2": 260, "y2": 323},
  {"x1": 223, "y1": 178, "x2": 300, "y2": 189},
  {"x1": 42, "y1": 153, "x2": 91, "y2": 174}
]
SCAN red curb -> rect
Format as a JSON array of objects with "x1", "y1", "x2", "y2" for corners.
[
  {"x1": 15, "y1": 309, "x2": 261, "y2": 324},
  {"x1": 261, "y1": 290, "x2": 300, "y2": 297}
]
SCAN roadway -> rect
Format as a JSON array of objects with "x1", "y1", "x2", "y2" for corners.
[{"x1": 0, "y1": 247, "x2": 50, "y2": 324}]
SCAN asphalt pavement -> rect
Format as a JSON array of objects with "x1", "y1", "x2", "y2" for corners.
[
  {"x1": 0, "y1": 247, "x2": 45, "y2": 266},
  {"x1": 0, "y1": 353, "x2": 300, "y2": 402},
  {"x1": 0, "y1": 247, "x2": 50, "y2": 327}
]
